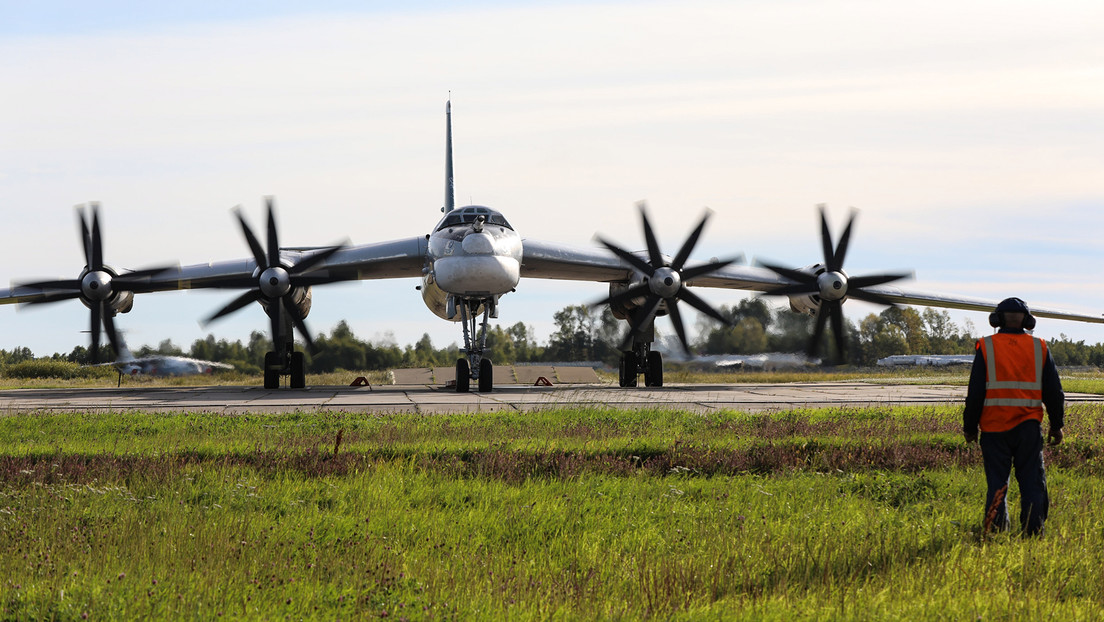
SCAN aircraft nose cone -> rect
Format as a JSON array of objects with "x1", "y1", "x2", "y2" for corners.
[{"x1": 461, "y1": 232, "x2": 496, "y2": 255}]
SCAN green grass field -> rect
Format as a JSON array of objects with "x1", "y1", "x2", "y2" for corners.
[{"x1": 3, "y1": 401, "x2": 1104, "y2": 620}]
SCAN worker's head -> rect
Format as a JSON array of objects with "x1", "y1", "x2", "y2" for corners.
[{"x1": 989, "y1": 297, "x2": 1037, "y2": 330}]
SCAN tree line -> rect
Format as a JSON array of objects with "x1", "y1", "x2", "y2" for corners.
[{"x1": 3, "y1": 300, "x2": 1104, "y2": 371}]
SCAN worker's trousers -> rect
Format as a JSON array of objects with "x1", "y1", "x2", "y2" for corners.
[{"x1": 979, "y1": 419, "x2": 1049, "y2": 536}]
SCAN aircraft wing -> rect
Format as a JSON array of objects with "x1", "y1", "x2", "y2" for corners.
[
  {"x1": 519, "y1": 238, "x2": 1104, "y2": 325},
  {"x1": 519, "y1": 238, "x2": 791, "y2": 291},
  {"x1": 856, "y1": 284, "x2": 1104, "y2": 324},
  {"x1": 8, "y1": 236, "x2": 426, "y2": 301}
]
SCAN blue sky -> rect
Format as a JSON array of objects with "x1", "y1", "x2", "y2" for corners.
[{"x1": 1, "y1": 0, "x2": 1103, "y2": 356}]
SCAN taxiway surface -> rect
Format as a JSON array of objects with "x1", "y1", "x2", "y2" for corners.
[{"x1": 3, "y1": 382, "x2": 1102, "y2": 414}]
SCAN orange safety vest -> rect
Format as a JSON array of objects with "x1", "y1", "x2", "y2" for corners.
[{"x1": 977, "y1": 333, "x2": 1046, "y2": 432}]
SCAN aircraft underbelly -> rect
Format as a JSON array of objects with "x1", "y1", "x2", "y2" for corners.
[{"x1": 433, "y1": 256, "x2": 519, "y2": 296}]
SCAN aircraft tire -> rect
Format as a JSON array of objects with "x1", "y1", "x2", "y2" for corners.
[
  {"x1": 455, "y1": 358, "x2": 470, "y2": 393},
  {"x1": 620, "y1": 352, "x2": 638, "y2": 388},
  {"x1": 478, "y1": 358, "x2": 493, "y2": 392},
  {"x1": 290, "y1": 351, "x2": 305, "y2": 389},
  {"x1": 645, "y1": 351, "x2": 663, "y2": 387},
  {"x1": 263, "y1": 352, "x2": 280, "y2": 389}
]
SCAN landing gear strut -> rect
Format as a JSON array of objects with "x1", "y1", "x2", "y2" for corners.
[
  {"x1": 263, "y1": 318, "x2": 307, "y2": 390},
  {"x1": 453, "y1": 296, "x2": 496, "y2": 393}
]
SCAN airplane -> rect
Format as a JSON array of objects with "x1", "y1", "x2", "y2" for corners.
[
  {"x1": 2, "y1": 100, "x2": 1103, "y2": 391},
  {"x1": 103, "y1": 331, "x2": 234, "y2": 379}
]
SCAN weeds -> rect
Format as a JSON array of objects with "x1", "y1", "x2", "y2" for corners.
[{"x1": 2, "y1": 405, "x2": 1103, "y2": 619}]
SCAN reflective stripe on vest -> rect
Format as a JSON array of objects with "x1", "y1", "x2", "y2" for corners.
[
  {"x1": 979, "y1": 334, "x2": 1045, "y2": 431},
  {"x1": 981, "y1": 335, "x2": 1044, "y2": 408}
]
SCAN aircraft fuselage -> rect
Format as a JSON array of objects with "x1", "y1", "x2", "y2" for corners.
[{"x1": 421, "y1": 204, "x2": 522, "y2": 320}]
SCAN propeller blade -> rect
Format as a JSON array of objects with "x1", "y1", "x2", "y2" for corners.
[
  {"x1": 846, "y1": 289, "x2": 900, "y2": 307},
  {"x1": 670, "y1": 211, "x2": 711, "y2": 271},
  {"x1": 288, "y1": 244, "x2": 344, "y2": 276},
  {"x1": 269, "y1": 296, "x2": 284, "y2": 350},
  {"x1": 808, "y1": 304, "x2": 830, "y2": 358},
  {"x1": 677, "y1": 287, "x2": 729, "y2": 326},
  {"x1": 235, "y1": 207, "x2": 268, "y2": 269},
  {"x1": 266, "y1": 197, "x2": 281, "y2": 269},
  {"x1": 90, "y1": 302, "x2": 102, "y2": 364},
  {"x1": 666, "y1": 300, "x2": 691, "y2": 355},
  {"x1": 291, "y1": 273, "x2": 355, "y2": 287},
  {"x1": 284, "y1": 296, "x2": 317, "y2": 353},
  {"x1": 17, "y1": 279, "x2": 82, "y2": 291},
  {"x1": 759, "y1": 262, "x2": 818, "y2": 286},
  {"x1": 597, "y1": 237, "x2": 657, "y2": 277},
  {"x1": 638, "y1": 204, "x2": 664, "y2": 268},
  {"x1": 114, "y1": 266, "x2": 177, "y2": 293},
  {"x1": 828, "y1": 300, "x2": 846, "y2": 360},
  {"x1": 819, "y1": 206, "x2": 836, "y2": 272},
  {"x1": 832, "y1": 211, "x2": 856, "y2": 272},
  {"x1": 78, "y1": 207, "x2": 93, "y2": 269},
  {"x1": 678, "y1": 258, "x2": 735, "y2": 282},
  {"x1": 201, "y1": 276, "x2": 263, "y2": 290},
  {"x1": 20, "y1": 291, "x2": 83, "y2": 306},
  {"x1": 205, "y1": 290, "x2": 262, "y2": 324},
  {"x1": 591, "y1": 283, "x2": 651, "y2": 311},
  {"x1": 90, "y1": 204, "x2": 104, "y2": 271},
  {"x1": 848, "y1": 273, "x2": 910, "y2": 290},
  {"x1": 102, "y1": 305, "x2": 120, "y2": 359}
]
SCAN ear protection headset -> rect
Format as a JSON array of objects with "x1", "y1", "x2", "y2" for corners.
[{"x1": 989, "y1": 297, "x2": 1037, "y2": 330}]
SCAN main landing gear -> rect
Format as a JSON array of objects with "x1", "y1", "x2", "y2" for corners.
[
  {"x1": 617, "y1": 312, "x2": 663, "y2": 388},
  {"x1": 618, "y1": 345, "x2": 663, "y2": 388},
  {"x1": 453, "y1": 295, "x2": 495, "y2": 393},
  {"x1": 263, "y1": 340, "x2": 306, "y2": 389}
]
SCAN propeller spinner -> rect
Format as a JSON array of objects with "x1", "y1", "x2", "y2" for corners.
[
  {"x1": 18, "y1": 204, "x2": 171, "y2": 363},
  {"x1": 593, "y1": 203, "x2": 736, "y2": 353},
  {"x1": 760, "y1": 206, "x2": 910, "y2": 361},
  {"x1": 202, "y1": 198, "x2": 347, "y2": 353}
]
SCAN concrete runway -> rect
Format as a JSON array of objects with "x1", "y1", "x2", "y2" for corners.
[{"x1": 3, "y1": 381, "x2": 1102, "y2": 414}]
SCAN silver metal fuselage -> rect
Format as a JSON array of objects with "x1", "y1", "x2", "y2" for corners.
[{"x1": 421, "y1": 205, "x2": 522, "y2": 320}]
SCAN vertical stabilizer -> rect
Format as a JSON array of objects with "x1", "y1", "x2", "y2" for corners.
[
  {"x1": 114, "y1": 330, "x2": 135, "y2": 363},
  {"x1": 444, "y1": 99, "x2": 455, "y2": 213}
]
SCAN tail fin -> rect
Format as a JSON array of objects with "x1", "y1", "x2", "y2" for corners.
[
  {"x1": 114, "y1": 330, "x2": 135, "y2": 363},
  {"x1": 443, "y1": 99, "x2": 455, "y2": 213}
]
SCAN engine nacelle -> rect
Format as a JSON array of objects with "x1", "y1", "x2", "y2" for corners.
[
  {"x1": 784, "y1": 263, "x2": 826, "y2": 317},
  {"x1": 421, "y1": 274, "x2": 487, "y2": 321},
  {"x1": 111, "y1": 291, "x2": 134, "y2": 315},
  {"x1": 605, "y1": 279, "x2": 668, "y2": 320},
  {"x1": 259, "y1": 286, "x2": 312, "y2": 320}
]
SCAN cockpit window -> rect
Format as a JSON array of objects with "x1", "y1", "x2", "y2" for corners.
[{"x1": 435, "y1": 207, "x2": 513, "y2": 231}]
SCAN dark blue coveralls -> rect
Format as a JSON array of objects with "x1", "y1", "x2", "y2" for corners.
[{"x1": 963, "y1": 327, "x2": 1064, "y2": 536}]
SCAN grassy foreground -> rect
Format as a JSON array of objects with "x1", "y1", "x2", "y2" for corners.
[{"x1": 3, "y1": 406, "x2": 1104, "y2": 620}]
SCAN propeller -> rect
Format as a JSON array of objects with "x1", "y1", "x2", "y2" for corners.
[
  {"x1": 201, "y1": 197, "x2": 347, "y2": 353},
  {"x1": 593, "y1": 203, "x2": 736, "y2": 354},
  {"x1": 759, "y1": 205, "x2": 910, "y2": 361},
  {"x1": 17, "y1": 203, "x2": 172, "y2": 363}
]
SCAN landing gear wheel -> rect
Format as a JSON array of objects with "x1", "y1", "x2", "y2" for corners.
[
  {"x1": 619, "y1": 352, "x2": 638, "y2": 388},
  {"x1": 478, "y1": 358, "x2": 493, "y2": 392},
  {"x1": 644, "y1": 351, "x2": 663, "y2": 387},
  {"x1": 455, "y1": 358, "x2": 470, "y2": 393},
  {"x1": 290, "y1": 351, "x2": 305, "y2": 389},
  {"x1": 263, "y1": 352, "x2": 281, "y2": 389}
]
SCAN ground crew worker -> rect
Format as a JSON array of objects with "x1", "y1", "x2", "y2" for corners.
[{"x1": 963, "y1": 297, "x2": 1063, "y2": 536}]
